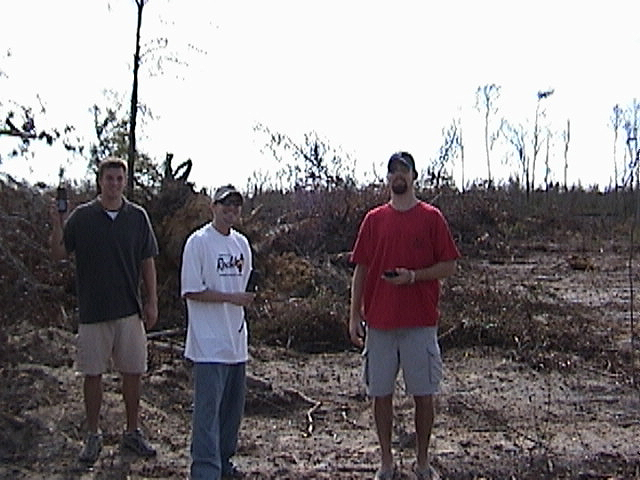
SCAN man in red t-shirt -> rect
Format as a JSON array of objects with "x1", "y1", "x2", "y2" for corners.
[{"x1": 349, "y1": 151, "x2": 460, "y2": 480}]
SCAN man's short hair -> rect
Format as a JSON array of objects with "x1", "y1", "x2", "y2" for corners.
[{"x1": 98, "y1": 157, "x2": 127, "y2": 179}]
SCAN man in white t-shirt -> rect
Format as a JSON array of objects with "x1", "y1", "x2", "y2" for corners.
[{"x1": 181, "y1": 184, "x2": 255, "y2": 480}]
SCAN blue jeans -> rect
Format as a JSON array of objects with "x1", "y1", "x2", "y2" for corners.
[{"x1": 190, "y1": 362, "x2": 246, "y2": 480}]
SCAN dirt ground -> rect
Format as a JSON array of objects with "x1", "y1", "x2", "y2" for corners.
[{"x1": 2, "y1": 244, "x2": 640, "y2": 479}]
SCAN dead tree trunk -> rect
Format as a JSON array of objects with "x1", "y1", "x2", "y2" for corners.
[{"x1": 127, "y1": 0, "x2": 146, "y2": 197}]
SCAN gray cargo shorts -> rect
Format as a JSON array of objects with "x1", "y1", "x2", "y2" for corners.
[{"x1": 363, "y1": 326, "x2": 442, "y2": 397}]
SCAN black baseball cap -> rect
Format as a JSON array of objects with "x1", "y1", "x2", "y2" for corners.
[{"x1": 387, "y1": 151, "x2": 417, "y2": 180}]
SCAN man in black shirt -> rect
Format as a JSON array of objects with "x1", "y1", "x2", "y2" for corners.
[{"x1": 50, "y1": 157, "x2": 158, "y2": 464}]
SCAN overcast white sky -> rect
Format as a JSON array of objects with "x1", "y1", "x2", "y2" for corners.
[{"x1": 1, "y1": 0, "x2": 640, "y2": 191}]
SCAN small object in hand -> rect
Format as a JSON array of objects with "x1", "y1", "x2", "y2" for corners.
[
  {"x1": 56, "y1": 186, "x2": 68, "y2": 213},
  {"x1": 383, "y1": 270, "x2": 399, "y2": 278},
  {"x1": 359, "y1": 321, "x2": 366, "y2": 339}
]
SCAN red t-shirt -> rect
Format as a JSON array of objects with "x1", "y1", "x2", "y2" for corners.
[{"x1": 350, "y1": 201, "x2": 460, "y2": 329}]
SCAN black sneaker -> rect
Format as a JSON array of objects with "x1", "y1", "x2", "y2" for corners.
[
  {"x1": 78, "y1": 432, "x2": 103, "y2": 464},
  {"x1": 121, "y1": 429, "x2": 156, "y2": 457}
]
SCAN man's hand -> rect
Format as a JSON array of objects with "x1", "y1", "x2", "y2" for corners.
[
  {"x1": 143, "y1": 301, "x2": 158, "y2": 330},
  {"x1": 229, "y1": 292, "x2": 256, "y2": 307},
  {"x1": 382, "y1": 267, "x2": 413, "y2": 285},
  {"x1": 349, "y1": 315, "x2": 366, "y2": 348},
  {"x1": 49, "y1": 199, "x2": 69, "y2": 261}
]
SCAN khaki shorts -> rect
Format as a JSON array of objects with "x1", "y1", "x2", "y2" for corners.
[
  {"x1": 76, "y1": 314, "x2": 147, "y2": 375},
  {"x1": 363, "y1": 326, "x2": 442, "y2": 397}
]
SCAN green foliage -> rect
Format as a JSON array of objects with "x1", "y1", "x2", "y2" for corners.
[
  {"x1": 90, "y1": 103, "x2": 129, "y2": 167},
  {"x1": 88, "y1": 94, "x2": 162, "y2": 202}
]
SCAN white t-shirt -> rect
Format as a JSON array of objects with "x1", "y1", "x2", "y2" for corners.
[{"x1": 181, "y1": 223, "x2": 252, "y2": 363}]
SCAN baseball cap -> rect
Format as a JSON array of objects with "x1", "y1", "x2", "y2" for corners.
[
  {"x1": 387, "y1": 151, "x2": 418, "y2": 179},
  {"x1": 213, "y1": 184, "x2": 243, "y2": 204}
]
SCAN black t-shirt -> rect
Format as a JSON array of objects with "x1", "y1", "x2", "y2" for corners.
[{"x1": 63, "y1": 198, "x2": 158, "y2": 324}]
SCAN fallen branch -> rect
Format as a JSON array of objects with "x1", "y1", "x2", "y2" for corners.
[
  {"x1": 282, "y1": 387, "x2": 321, "y2": 436},
  {"x1": 305, "y1": 399, "x2": 322, "y2": 436}
]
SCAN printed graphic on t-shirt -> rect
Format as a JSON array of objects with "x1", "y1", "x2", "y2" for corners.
[{"x1": 217, "y1": 253, "x2": 244, "y2": 275}]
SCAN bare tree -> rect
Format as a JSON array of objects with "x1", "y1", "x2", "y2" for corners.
[
  {"x1": 611, "y1": 104, "x2": 623, "y2": 190},
  {"x1": 127, "y1": 0, "x2": 148, "y2": 197},
  {"x1": 623, "y1": 99, "x2": 640, "y2": 191},
  {"x1": 428, "y1": 118, "x2": 461, "y2": 189},
  {"x1": 475, "y1": 84, "x2": 501, "y2": 187},
  {"x1": 532, "y1": 89, "x2": 555, "y2": 193},
  {"x1": 1, "y1": 105, "x2": 60, "y2": 150},
  {"x1": 502, "y1": 121, "x2": 527, "y2": 191},
  {"x1": 1, "y1": 53, "x2": 77, "y2": 163},
  {"x1": 118, "y1": 0, "x2": 200, "y2": 196},
  {"x1": 543, "y1": 129, "x2": 551, "y2": 190},
  {"x1": 254, "y1": 123, "x2": 356, "y2": 191},
  {"x1": 562, "y1": 119, "x2": 570, "y2": 191}
]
